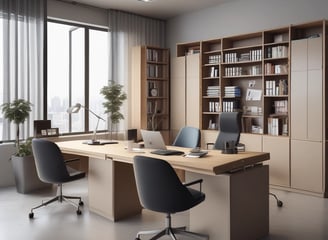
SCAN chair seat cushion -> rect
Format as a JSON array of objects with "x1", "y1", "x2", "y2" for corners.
[
  {"x1": 187, "y1": 188, "x2": 206, "y2": 208},
  {"x1": 65, "y1": 166, "x2": 86, "y2": 182}
]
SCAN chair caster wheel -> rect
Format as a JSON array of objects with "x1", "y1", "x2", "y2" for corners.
[
  {"x1": 77, "y1": 209, "x2": 82, "y2": 215},
  {"x1": 29, "y1": 212, "x2": 34, "y2": 219},
  {"x1": 135, "y1": 238, "x2": 141, "y2": 240},
  {"x1": 277, "y1": 200, "x2": 283, "y2": 207},
  {"x1": 79, "y1": 201, "x2": 84, "y2": 206}
]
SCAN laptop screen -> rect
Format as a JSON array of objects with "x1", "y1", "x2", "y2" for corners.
[{"x1": 140, "y1": 130, "x2": 167, "y2": 150}]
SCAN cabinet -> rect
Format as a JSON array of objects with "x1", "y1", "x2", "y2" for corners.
[
  {"x1": 131, "y1": 46, "x2": 170, "y2": 141},
  {"x1": 290, "y1": 28, "x2": 324, "y2": 193},
  {"x1": 171, "y1": 42, "x2": 200, "y2": 140},
  {"x1": 173, "y1": 20, "x2": 327, "y2": 196}
]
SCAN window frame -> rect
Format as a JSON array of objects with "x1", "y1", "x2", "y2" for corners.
[{"x1": 46, "y1": 18, "x2": 109, "y2": 136}]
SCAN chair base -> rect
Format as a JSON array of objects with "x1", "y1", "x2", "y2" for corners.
[
  {"x1": 135, "y1": 213, "x2": 208, "y2": 240},
  {"x1": 29, "y1": 184, "x2": 83, "y2": 218}
]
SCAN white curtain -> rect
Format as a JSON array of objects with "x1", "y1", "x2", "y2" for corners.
[
  {"x1": 0, "y1": 0, "x2": 45, "y2": 141},
  {"x1": 108, "y1": 10, "x2": 166, "y2": 131}
]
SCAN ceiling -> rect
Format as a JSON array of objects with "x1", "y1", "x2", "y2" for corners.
[{"x1": 63, "y1": 0, "x2": 230, "y2": 19}]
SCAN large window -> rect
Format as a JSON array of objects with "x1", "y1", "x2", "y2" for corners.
[{"x1": 47, "y1": 20, "x2": 109, "y2": 135}]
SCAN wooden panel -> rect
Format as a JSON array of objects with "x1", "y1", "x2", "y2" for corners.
[
  {"x1": 170, "y1": 57, "x2": 186, "y2": 131},
  {"x1": 308, "y1": 69, "x2": 323, "y2": 141},
  {"x1": 186, "y1": 53, "x2": 200, "y2": 128},
  {"x1": 240, "y1": 133, "x2": 262, "y2": 152},
  {"x1": 291, "y1": 39, "x2": 307, "y2": 71},
  {"x1": 290, "y1": 71, "x2": 307, "y2": 139},
  {"x1": 188, "y1": 165, "x2": 269, "y2": 240},
  {"x1": 263, "y1": 136, "x2": 290, "y2": 187},
  {"x1": 291, "y1": 140, "x2": 323, "y2": 193},
  {"x1": 308, "y1": 37, "x2": 322, "y2": 70}
]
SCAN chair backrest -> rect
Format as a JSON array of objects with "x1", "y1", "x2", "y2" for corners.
[
  {"x1": 172, "y1": 126, "x2": 201, "y2": 148},
  {"x1": 133, "y1": 155, "x2": 196, "y2": 213},
  {"x1": 32, "y1": 139, "x2": 70, "y2": 184},
  {"x1": 214, "y1": 112, "x2": 241, "y2": 150}
]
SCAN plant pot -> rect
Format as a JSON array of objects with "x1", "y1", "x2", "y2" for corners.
[{"x1": 11, "y1": 155, "x2": 51, "y2": 194}]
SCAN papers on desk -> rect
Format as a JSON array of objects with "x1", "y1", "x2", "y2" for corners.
[{"x1": 184, "y1": 151, "x2": 208, "y2": 158}]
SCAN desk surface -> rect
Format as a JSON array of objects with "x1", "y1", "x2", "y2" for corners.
[{"x1": 56, "y1": 140, "x2": 270, "y2": 175}]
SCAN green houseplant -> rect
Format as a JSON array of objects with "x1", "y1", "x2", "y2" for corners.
[
  {"x1": 1, "y1": 99, "x2": 49, "y2": 193},
  {"x1": 100, "y1": 81, "x2": 127, "y2": 139}
]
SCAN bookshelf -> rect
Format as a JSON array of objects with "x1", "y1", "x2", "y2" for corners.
[
  {"x1": 131, "y1": 46, "x2": 170, "y2": 142},
  {"x1": 174, "y1": 20, "x2": 327, "y2": 196}
]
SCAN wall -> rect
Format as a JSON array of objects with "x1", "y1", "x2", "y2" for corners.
[
  {"x1": 166, "y1": 0, "x2": 328, "y2": 56},
  {"x1": 47, "y1": 0, "x2": 108, "y2": 28}
]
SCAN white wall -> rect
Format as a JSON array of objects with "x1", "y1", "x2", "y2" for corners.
[
  {"x1": 47, "y1": 0, "x2": 108, "y2": 28},
  {"x1": 167, "y1": 0, "x2": 328, "y2": 56}
]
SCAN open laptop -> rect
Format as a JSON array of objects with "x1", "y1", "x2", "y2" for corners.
[{"x1": 140, "y1": 129, "x2": 184, "y2": 156}]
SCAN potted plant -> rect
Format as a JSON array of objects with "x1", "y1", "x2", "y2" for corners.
[
  {"x1": 1, "y1": 99, "x2": 50, "y2": 193},
  {"x1": 100, "y1": 81, "x2": 127, "y2": 139}
]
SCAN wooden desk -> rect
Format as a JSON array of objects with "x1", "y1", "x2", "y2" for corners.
[{"x1": 56, "y1": 140, "x2": 270, "y2": 240}]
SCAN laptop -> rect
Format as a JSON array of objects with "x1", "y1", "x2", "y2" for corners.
[{"x1": 140, "y1": 130, "x2": 184, "y2": 156}]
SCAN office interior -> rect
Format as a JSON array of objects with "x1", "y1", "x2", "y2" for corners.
[{"x1": 1, "y1": 0, "x2": 328, "y2": 239}]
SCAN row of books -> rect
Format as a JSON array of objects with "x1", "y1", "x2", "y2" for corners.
[
  {"x1": 207, "y1": 85, "x2": 220, "y2": 96},
  {"x1": 273, "y1": 100, "x2": 288, "y2": 115},
  {"x1": 146, "y1": 49, "x2": 161, "y2": 62},
  {"x1": 224, "y1": 49, "x2": 262, "y2": 63},
  {"x1": 222, "y1": 100, "x2": 240, "y2": 112},
  {"x1": 264, "y1": 63, "x2": 288, "y2": 74},
  {"x1": 209, "y1": 66, "x2": 219, "y2": 77},
  {"x1": 225, "y1": 65, "x2": 262, "y2": 76},
  {"x1": 208, "y1": 55, "x2": 221, "y2": 64},
  {"x1": 147, "y1": 64, "x2": 163, "y2": 78},
  {"x1": 266, "y1": 45, "x2": 288, "y2": 59},
  {"x1": 224, "y1": 86, "x2": 241, "y2": 97},
  {"x1": 267, "y1": 117, "x2": 288, "y2": 136},
  {"x1": 208, "y1": 101, "x2": 220, "y2": 112},
  {"x1": 265, "y1": 79, "x2": 288, "y2": 96}
]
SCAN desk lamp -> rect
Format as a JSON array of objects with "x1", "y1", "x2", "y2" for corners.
[{"x1": 67, "y1": 103, "x2": 105, "y2": 145}]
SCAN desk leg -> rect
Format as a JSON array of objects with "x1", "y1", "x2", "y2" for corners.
[
  {"x1": 186, "y1": 165, "x2": 269, "y2": 240},
  {"x1": 88, "y1": 157, "x2": 142, "y2": 221}
]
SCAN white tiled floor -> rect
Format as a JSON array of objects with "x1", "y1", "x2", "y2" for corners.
[{"x1": 0, "y1": 178, "x2": 328, "y2": 240}]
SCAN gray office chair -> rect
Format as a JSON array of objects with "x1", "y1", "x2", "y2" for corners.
[
  {"x1": 209, "y1": 111, "x2": 241, "y2": 150},
  {"x1": 172, "y1": 126, "x2": 201, "y2": 148},
  {"x1": 29, "y1": 139, "x2": 85, "y2": 219},
  {"x1": 133, "y1": 156, "x2": 209, "y2": 240}
]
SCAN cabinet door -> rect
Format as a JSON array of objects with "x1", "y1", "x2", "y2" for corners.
[
  {"x1": 291, "y1": 140, "x2": 323, "y2": 193},
  {"x1": 186, "y1": 54, "x2": 200, "y2": 128},
  {"x1": 171, "y1": 57, "x2": 186, "y2": 135},
  {"x1": 291, "y1": 39, "x2": 307, "y2": 71},
  {"x1": 263, "y1": 136, "x2": 290, "y2": 187},
  {"x1": 240, "y1": 133, "x2": 262, "y2": 152},
  {"x1": 290, "y1": 70, "x2": 307, "y2": 140},
  {"x1": 308, "y1": 69, "x2": 322, "y2": 141}
]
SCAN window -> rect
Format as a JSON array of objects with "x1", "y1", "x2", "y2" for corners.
[
  {"x1": 47, "y1": 20, "x2": 109, "y2": 135},
  {"x1": 0, "y1": 18, "x2": 3, "y2": 140}
]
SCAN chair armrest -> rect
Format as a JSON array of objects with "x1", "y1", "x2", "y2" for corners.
[
  {"x1": 184, "y1": 179, "x2": 203, "y2": 192},
  {"x1": 64, "y1": 158, "x2": 80, "y2": 164}
]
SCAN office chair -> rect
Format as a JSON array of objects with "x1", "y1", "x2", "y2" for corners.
[
  {"x1": 133, "y1": 156, "x2": 209, "y2": 240},
  {"x1": 208, "y1": 111, "x2": 241, "y2": 150},
  {"x1": 172, "y1": 126, "x2": 201, "y2": 148},
  {"x1": 29, "y1": 139, "x2": 85, "y2": 219}
]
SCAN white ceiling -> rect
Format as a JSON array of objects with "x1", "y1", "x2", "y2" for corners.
[{"x1": 64, "y1": 0, "x2": 230, "y2": 19}]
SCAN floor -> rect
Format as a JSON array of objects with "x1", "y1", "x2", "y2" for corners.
[{"x1": 0, "y1": 179, "x2": 328, "y2": 240}]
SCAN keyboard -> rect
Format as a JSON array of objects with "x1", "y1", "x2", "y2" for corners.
[{"x1": 150, "y1": 149, "x2": 185, "y2": 156}]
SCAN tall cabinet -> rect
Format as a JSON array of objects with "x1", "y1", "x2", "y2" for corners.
[
  {"x1": 290, "y1": 24, "x2": 325, "y2": 193},
  {"x1": 131, "y1": 46, "x2": 170, "y2": 142},
  {"x1": 173, "y1": 20, "x2": 328, "y2": 196},
  {"x1": 171, "y1": 42, "x2": 200, "y2": 140}
]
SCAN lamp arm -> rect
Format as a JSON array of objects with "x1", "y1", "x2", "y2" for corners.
[
  {"x1": 92, "y1": 117, "x2": 100, "y2": 142},
  {"x1": 82, "y1": 106, "x2": 105, "y2": 121}
]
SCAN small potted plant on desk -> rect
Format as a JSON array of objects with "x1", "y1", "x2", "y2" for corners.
[{"x1": 1, "y1": 99, "x2": 50, "y2": 193}]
